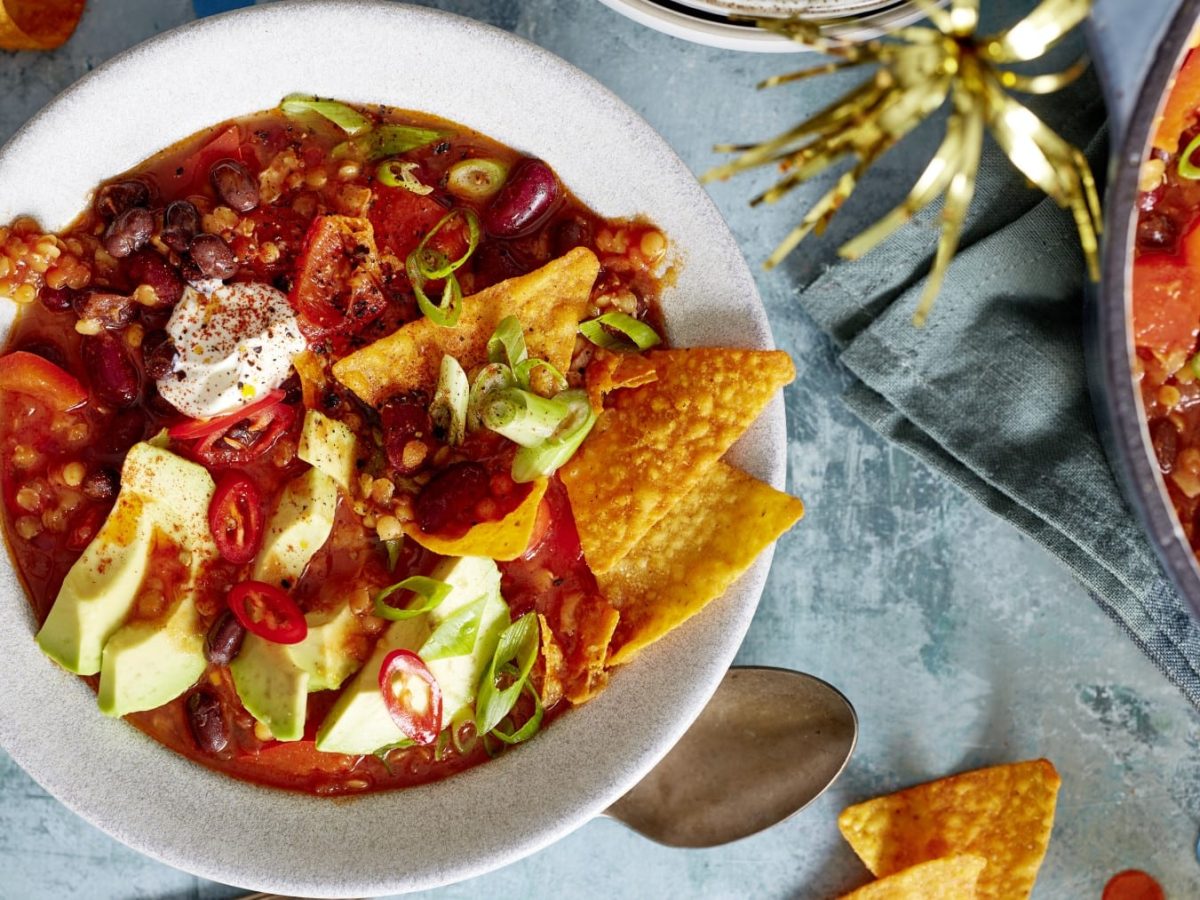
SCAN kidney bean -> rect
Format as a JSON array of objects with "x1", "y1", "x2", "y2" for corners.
[
  {"x1": 205, "y1": 609, "x2": 246, "y2": 666},
  {"x1": 142, "y1": 331, "x2": 178, "y2": 381},
  {"x1": 551, "y1": 215, "x2": 594, "y2": 257},
  {"x1": 160, "y1": 200, "x2": 200, "y2": 254},
  {"x1": 210, "y1": 158, "x2": 259, "y2": 213},
  {"x1": 414, "y1": 462, "x2": 491, "y2": 535},
  {"x1": 81, "y1": 468, "x2": 118, "y2": 501},
  {"x1": 186, "y1": 686, "x2": 231, "y2": 757},
  {"x1": 82, "y1": 332, "x2": 141, "y2": 408},
  {"x1": 95, "y1": 410, "x2": 146, "y2": 461},
  {"x1": 188, "y1": 233, "x2": 238, "y2": 280},
  {"x1": 125, "y1": 248, "x2": 184, "y2": 307},
  {"x1": 1151, "y1": 418, "x2": 1179, "y2": 474},
  {"x1": 74, "y1": 290, "x2": 136, "y2": 330},
  {"x1": 94, "y1": 179, "x2": 150, "y2": 219},
  {"x1": 483, "y1": 158, "x2": 560, "y2": 238},
  {"x1": 38, "y1": 285, "x2": 77, "y2": 312},
  {"x1": 103, "y1": 206, "x2": 154, "y2": 258},
  {"x1": 380, "y1": 393, "x2": 435, "y2": 474}
]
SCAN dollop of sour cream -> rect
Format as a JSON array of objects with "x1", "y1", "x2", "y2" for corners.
[{"x1": 157, "y1": 282, "x2": 306, "y2": 419}]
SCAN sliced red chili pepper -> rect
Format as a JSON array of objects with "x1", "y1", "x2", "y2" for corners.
[
  {"x1": 290, "y1": 214, "x2": 387, "y2": 338},
  {"x1": 208, "y1": 472, "x2": 264, "y2": 565},
  {"x1": 169, "y1": 389, "x2": 285, "y2": 441},
  {"x1": 378, "y1": 649, "x2": 442, "y2": 745},
  {"x1": 0, "y1": 350, "x2": 88, "y2": 412},
  {"x1": 192, "y1": 400, "x2": 296, "y2": 469},
  {"x1": 227, "y1": 580, "x2": 307, "y2": 644}
]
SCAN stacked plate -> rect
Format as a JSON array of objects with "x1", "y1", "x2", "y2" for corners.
[{"x1": 595, "y1": 0, "x2": 936, "y2": 51}]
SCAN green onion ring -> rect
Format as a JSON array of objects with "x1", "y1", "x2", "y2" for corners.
[
  {"x1": 373, "y1": 575, "x2": 452, "y2": 621},
  {"x1": 414, "y1": 209, "x2": 481, "y2": 280},
  {"x1": 579, "y1": 311, "x2": 662, "y2": 352},
  {"x1": 279, "y1": 94, "x2": 371, "y2": 136},
  {"x1": 377, "y1": 160, "x2": 433, "y2": 195},
  {"x1": 407, "y1": 253, "x2": 463, "y2": 328},
  {"x1": 488, "y1": 680, "x2": 544, "y2": 745},
  {"x1": 1182, "y1": 135, "x2": 1200, "y2": 180}
]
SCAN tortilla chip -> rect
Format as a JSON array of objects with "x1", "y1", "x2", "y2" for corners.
[
  {"x1": 584, "y1": 348, "x2": 658, "y2": 411},
  {"x1": 602, "y1": 462, "x2": 803, "y2": 666},
  {"x1": 838, "y1": 855, "x2": 987, "y2": 900},
  {"x1": 401, "y1": 478, "x2": 548, "y2": 562},
  {"x1": 562, "y1": 347, "x2": 795, "y2": 574},
  {"x1": 333, "y1": 247, "x2": 599, "y2": 406},
  {"x1": 838, "y1": 760, "x2": 1061, "y2": 900},
  {"x1": 560, "y1": 590, "x2": 620, "y2": 704},
  {"x1": 537, "y1": 613, "x2": 566, "y2": 709}
]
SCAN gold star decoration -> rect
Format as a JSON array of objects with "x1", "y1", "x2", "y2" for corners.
[{"x1": 703, "y1": 0, "x2": 1100, "y2": 324}]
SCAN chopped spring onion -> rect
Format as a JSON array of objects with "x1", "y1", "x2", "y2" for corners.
[
  {"x1": 373, "y1": 575, "x2": 451, "y2": 622},
  {"x1": 489, "y1": 680, "x2": 544, "y2": 745},
  {"x1": 579, "y1": 311, "x2": 662, "y2": 352},
  {"x1": 449, "y1": 707, "x2": 478, "y2": 755},
  {"x1": 482, "y1": 388, "x2": 571, "y2": 447},
  {"x1": 511, "y1": 389, "x2": 597, "y2": 483},
  {"x1": 512, "y1": 357, "x2": 568, "y2": 394},
  {"x1": 468, "y1": 362, "x2": 516, "y2": 431},
  {"x1": 1190, "y1": 353, "x2": 1200, "y2": 380},
  {"x1": 413, "y1": 209, "x2": 481, "y2": 280},
  {"x1": 377, "y1": 160, "x2": 432, "y2": 195},
  {"x1": 279, "y1": 94, "x2": 371, "y2": 136},
  {"x1": 406, "y1": 253, "x2": 463, "y2": 327},
  {"x1": 476, "y1": 612, "x2": 539, "y2": 736},
  {"x1": 446, "y1": 158, "x2": 509, "y2": 201},
  {"x1": 487, "y1": 315, "x2": 528, "y2": 370},
  {"x1": 420, "y1": 595, "x2": 486, "y2": 661},
  {"x1": 430, "y1": 354, "x2": 469, "y2": 446},
  {"x1": 333, "y1": 124, "x2": 446, "y2": 162},
  {"x1": 1182, "y1": 134, "x2": 1200, "y2": 180}
]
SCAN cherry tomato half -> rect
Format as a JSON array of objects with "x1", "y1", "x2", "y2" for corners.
[
  {"x1": 227, "y1": 581, "x2": 308, "y2": 645},
  {"x1": 290, "y1": 215, "x2": 387, "y2": 338},
  {"x1": 0, "y1": 350, "x2": 88, "y2": 412},
  {"x1": 208, "y1": 472, "x2": 264, "y2": 564},
  {"x1": 378, "y1": 649, "x2": 442, "y2": 745}
]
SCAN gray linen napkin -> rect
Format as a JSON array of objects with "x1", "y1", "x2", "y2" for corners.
[{"x1": 793, "y1": 73, "x2": 1200, "y2": 708}]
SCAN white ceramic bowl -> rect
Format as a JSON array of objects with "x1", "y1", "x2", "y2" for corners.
[{"x1": 0, "y1": 2, "x2": 785, "y2": 895}]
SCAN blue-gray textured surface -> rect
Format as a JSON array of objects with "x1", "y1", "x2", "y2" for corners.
[{"x1": 1, "y1": 1, "x2": 1199, "y2": 898}]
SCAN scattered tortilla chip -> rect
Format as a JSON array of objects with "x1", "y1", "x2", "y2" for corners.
[
  {"x1": 561, "y1": 347, "x2": 795, "y2": 574},
  {"x1": 536, "y1": 613, "x2": 566, "y2": 709},
  {"x1": 333, "y1": 247, "x2": 599, "y2": 406},
  {"x1": 559, "y1": 589, "x2": 620, "y2": 703},
  {"x1": 602, "y1": 462, "x2": 803, "y2": 666},
  {"x1": 400, "y1": 478, "x2": 548, "y2": 562},
  {"x1": 0, "y1": 0, "x2": 85, "y2": 50},
  {"x1": 838, "y1": 855, "x2": 986, "y2": 900},
  {"x1": 293, "y1": 349, "x2": 328, "y2": 410},
  {"x1": 838, "y1": 759, "x2": 1061, "y2": 900},
  {"x1": 584, "y1": 347, "x2": 658, "y2": 411}
]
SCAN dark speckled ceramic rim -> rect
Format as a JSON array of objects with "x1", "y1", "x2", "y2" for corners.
[
  {"x1": 0, "y1": 2, "x2": 786, "y2": 896},
  {"x1": 1089, "y1": 0, "x2": 1200, "y2": 618}
]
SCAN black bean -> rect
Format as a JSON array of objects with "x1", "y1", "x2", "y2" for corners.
[
  {"x1": 1151, "y1": 418, "x2": 1179, "y2": 474},
  {"x1": 82, "y1": 332, "x2": 141, "y2": 408},
  {"x1": 141, "y1": 331, "x2": 178, "y2": 381},
  {"x1": 103, "y1": 207, "x2": 154, "y2": 258},
  {"x1": 74, "y1": 290, "x2": 135, "y2": 330},
  {"x1": 210, "y1": 158, "x2": 259, "y2": 213},
  {"x1": 94, "y1": 180, "x2": 150, "y2": 219},
  {"x1": 186, "y1": 686, "x2": 231, "y2": 757},
  {"x1": 204, "y1": 610, "x2": 246, "y2": 666},
  {"x1": 1137, "y1": 213, "x2": 1179, "y2": 253},
  {"x1": 188, "y1": 233, "x2": 238, "y2": 280},
  {"x1": 38, "y1": 285, "x2": 76, "y2": 312},
  {"x1": 160, "y1": 200, "x2": 200, "y2": 254},
  {"x1": 81, "y1": 468, "x2": 118, "y2": 501}
]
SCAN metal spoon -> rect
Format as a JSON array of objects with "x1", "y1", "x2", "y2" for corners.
[
  {"x1": 605, "y1": 665, "x2": 858, "y2": 847},
  {"x1": 239, "y1": 667, "x2": 856, "y2": 899}
]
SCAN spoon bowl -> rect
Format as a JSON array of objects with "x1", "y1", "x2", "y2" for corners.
[{"x1": 605, "y1": 666, "x2": 858, "y2": 848}]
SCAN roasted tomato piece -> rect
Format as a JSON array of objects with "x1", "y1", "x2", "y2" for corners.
[
  {"x1": 1155, "y1": 49, "x2": 1200, "y2": 153},
  {"x1": 170, "y1": 391, "x2": 296, "y2": 468},
  {"x1": 1132, "y1": 220, "x2": 1200, "y2": 360},
  {"x1": 208, "y1": 472, "x2": 265, "y2": 565},
  {"x1": 233, "y1": 205, "x2": 309, "y2": 283},
  {"x1": 171, "y1": 124, "x2": 243, "y2": 194},
  {"x1": 413, "y1": 461, "x2": 532, "y2": 538},
  {"x1": 368, "y1": 185, "x2": 452, "y2": 260},
  {"x1": 0, "y1": 350, "x2": 87, "y2": 411},
  {"x1": 227, "y1": 581, "x2": 307, "y2": 644},
  {"x1": 378, "y1": 649, "x2": 442, "y2": 745},
  {"x1": 290, "y1": 214, "x2": 387, "y2": 337}
]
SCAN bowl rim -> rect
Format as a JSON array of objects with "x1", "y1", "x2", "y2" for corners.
[
  {"x1": 0, "y1": 2, "x2": 787, "y2": 895},
  {"x1": 1095, "y1": 0, "x2": 1200, "y2": 619}
]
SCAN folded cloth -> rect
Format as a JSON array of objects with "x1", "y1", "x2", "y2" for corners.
[{"x1": 793, "y1": 71, "x2": 1200, "y2": 709}]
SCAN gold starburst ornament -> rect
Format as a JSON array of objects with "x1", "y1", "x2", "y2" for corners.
[{"x1": 704, "y1": 0, "x2": 1101, "y2": 324}]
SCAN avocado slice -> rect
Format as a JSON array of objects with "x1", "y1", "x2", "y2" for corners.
[
  {"x1": 298, "y1": 409, "x2": 356, "y2": 492},
  {"x1": 315, "y1": 556, "x2": 509, "y2": 756},
  {"x1": 229, "y1": 602, "x2": 365, "y2": 741},
  {"x1": 36, "y1": 443, "x2": 215, "y2": 676},
  {"x1": 251, "y1": 468, "x2": 338, "y2": 589}
]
